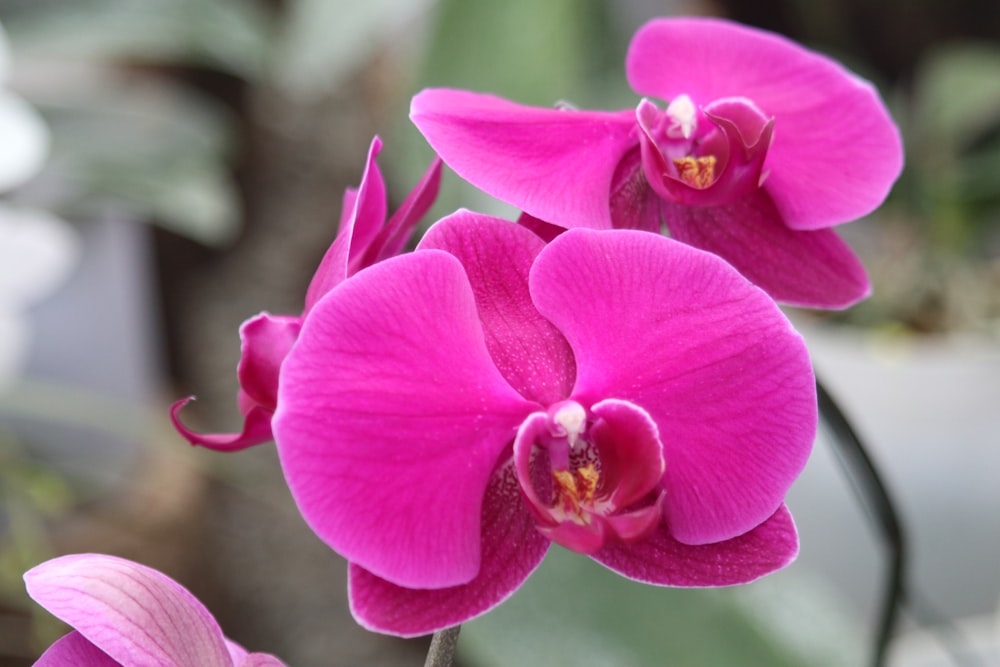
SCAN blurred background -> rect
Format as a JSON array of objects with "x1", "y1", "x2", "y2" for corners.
[{"x1": 0, "y1": 0, "x2": 998, "y2": 665}]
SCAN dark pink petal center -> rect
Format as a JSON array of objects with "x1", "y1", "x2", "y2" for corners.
[
  {"x1": 513, "y1": 398, "x2": 665, "y2": 554},
  {"x1": 635, "y1": 95, "x2": 773, "y2": 208}
]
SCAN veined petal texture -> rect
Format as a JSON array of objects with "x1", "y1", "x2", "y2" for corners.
[
  {"x1": 530, "y1": 229, "x2": 816, "y2": 545},
  {"x1": 24, "y1": 554, "x2": 233, "y2": 667},
  {"x1": 273, "y1": 250, "x2": 538, "y2": 589},
  {"x1": 411, "y1": 88, "x2": 637, "y2": 228}
]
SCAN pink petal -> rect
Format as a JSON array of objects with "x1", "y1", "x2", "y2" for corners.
[
  {"x1": 516, "y1": 212, "x2": 567, "y2": 242},
  {"x1": 33, "y1": 631, "x2": 121, "y2": 667},
  {"x1": 626, "y1": 17, "x2": 902, "y2": 228},
  {"x1": 663, "y1": 190, "x2": 871, "y2": 309},
  {"x1": 592, "y1": 504, "x2": 799, "y2": 586},
  {"x1": 511, "y1": 411, "x2": 560, "y2": 527},
  {"x1": 608, "y1": 146, "x2": 663, "y2": 232},
  {"x1": 240, "y1": 654, "x2": 290, "y2": 667},
  {"x1": 348, "y1": 464, "x2": 550, "y2": 637},
  {"x1": 237, "y1": 313, "x2": 302, "y2": 410},
  {"x1": 590, "y1": 398, "x2": 664, "y2": 510},
  {"x1": 170, "y1": 398, "x2": 275, "y2": 451},
  {"x1": 304, "y1": 136, "x2": 388, "y2": 312},
  {"x1": 410, "y1": 88, "x2": 638, "y2": 229},
  {"x1": 273, "y1": 251, "x2": 538, "y2": 589},
  {"x1": 529, "y1": 229, "x2": 816, "y2": 545},
  {"x1": 419, "y1": 211, "x2": 575, "y2": 405},
  {"x1": 24, "y1": 554, "x2": 233, "y2": 667},
  {"x1": 366, "y1": 156, "x2": 443, "y2": 262},
  {"x1": 171, "y1": 312, "x2": 300, "y2": 451},
  {"x1": 227, "y1": 639, "x2": 248, "y2": 662}
]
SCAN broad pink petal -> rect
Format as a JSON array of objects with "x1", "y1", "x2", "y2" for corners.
[
  {"x1": 411, "y1": 88, "x2": 638, "y2": 229},
  {"x1": 663, "y1": 191, "x2": 871, "y2": 308},
  {"x1": 24, "y1": 554, "x2": 233, "y2": 667},
  {"x1": 34, "y1": 631, "x2": 121, "y2": 667},
  {"x1": 237, "y1": 313, "x2": 302, "y2": 410},
  {"x1": 592, "y1": 504, "x2": 799, "y2": 586},
  {"x1": 419, "y1": 211, "x2": 575, "y2": 405},
  {"x1": 530, "y1": 229, "x2": 815, "y2": 545},
  {"x1": 627, "y1": 17, "x2": 902, "y2": 228},
  {"x1": 367, "y1": 156, "x2": 443, "y2": 262},
  {"x1": 348, "y1": 464, "x2": 550, "y2": 637},
  {"x1": 273, "y1": 251, "x2": 538, "y2": 589},
  {"x1": 304, "y1": 137, "x2": 387, "y2": 312},
  {"x1": 170, "y1": 398, "x2": 275, "y2": 451}
]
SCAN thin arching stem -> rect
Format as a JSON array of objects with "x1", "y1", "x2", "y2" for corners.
[
  {"x1": 816, "y1": 377, "x2": 905, "y2": 667},
  {"x1": 424, "y1": 626, "x2": 461, "y2": 667}
]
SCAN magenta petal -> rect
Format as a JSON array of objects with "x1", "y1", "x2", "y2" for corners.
[
  {"x1": 273, "y1": 251, "x2": 537, "y2": 589},
  {"x1": 367, "y1": 156, "x2": 443, "y2": 262},
  {"x1": 664, "y1": 191, "x2": 871, "y2": 308},
  {"x1": 24, "y1": 554, "x2": 233, "y2": 667},
  {"x1": 517, "y1": 212, "x2": 566, "y2": 242},
  {"x1": 237, "y1": 313, "x2": 302, "y2": 410},
  {"x1": 627, "y1": 17, "x2": 902, "y2": 228},
  {"x1": 609, "y1": 146, "x2": 662, "y2": 232},
  {"x1": 419, "y1": 211, "x2": 575, "y2": 405},
  {"x1": 530, "y1": 229, "x2": 815, "y2": 545},
  {"x1": 304, "y1": 137, "x2": 388, "y2": 312},
  {"x1": 33, "y1": 632, "x2": 120, "y2": 667},
  {"x1": 348, "y1": 465, "x2": 550, "y2": 637},
  {"x1": 170, "y1": 398, "x2": 275, "y2": 451},
  {"x1": 592, "y1": 504, "x2": 799, "y2": 586},
  {"x1": 590, "y1": 398, "x2": 664, "y2": 510},
  {"x1": 512, "y1": 411, "x2": 556, "y2": 526},
  {"x1": 171, "y1": 312, "x2": 300, "y2": 451},
  {"x1": 411, "y1": 88, "x2": 638, "y2": 229}
]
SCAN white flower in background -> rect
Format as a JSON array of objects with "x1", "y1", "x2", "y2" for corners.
[
  {"x1": 0, "y1": 21, "x2": 47, "y2": 191},
  {"x1": 0, "y1": 20, "x2": 78, "y2": 388}
]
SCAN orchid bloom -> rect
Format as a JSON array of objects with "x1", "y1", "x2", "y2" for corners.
[
  {"x1": 171, "y1": 136, "x2": 442, "y2": 450},
  {"x1": 24, "y1": 553, "x2": 287, "y2": 666},
  {"x1": 410, "y1": 17, "x2": 903, "y2": 309},
  {"x1": 271, "y1": 211, "x2": 817, "y2": 636}
]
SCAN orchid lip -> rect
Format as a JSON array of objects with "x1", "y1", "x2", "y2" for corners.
[
  {"x1": 513, "y1": 398, "x2": 665, "y2": 554},
  {"x1": 635, "y1": 95, "x2": 774, "y2": 208}
]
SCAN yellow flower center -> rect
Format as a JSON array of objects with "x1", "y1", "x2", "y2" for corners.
[
  {"x1": 673, "y1": 155, "x2": 717, "y2": 189},
  {"x1": 552, "y1": 463, "x2": 600, "y2": 523}
]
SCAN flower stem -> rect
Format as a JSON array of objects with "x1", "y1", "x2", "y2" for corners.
[
  {"x1": 423, "y1": 626, "x2": 461, "y2": 667},
  {"x1": 816, "y1": 378, "x2": 904, "y2": 667}
]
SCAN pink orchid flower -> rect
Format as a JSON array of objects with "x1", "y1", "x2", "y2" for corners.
[
  {"x1": 271, "y1": 211, "x2": 817, "y2": 636},
  {"x1": 171, "y1": 136, "x2": 442, "y2": 450},
  {"x1": 410, "y1": 17, "x2": 903, "y2": 309},
  {"x1": 24, "y1": 553, "x2": 287, "y2": 666}
]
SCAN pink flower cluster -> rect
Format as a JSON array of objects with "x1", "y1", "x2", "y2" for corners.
[{"x1": 26, "y1": 15, "x2": 902, "y2": 655}]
